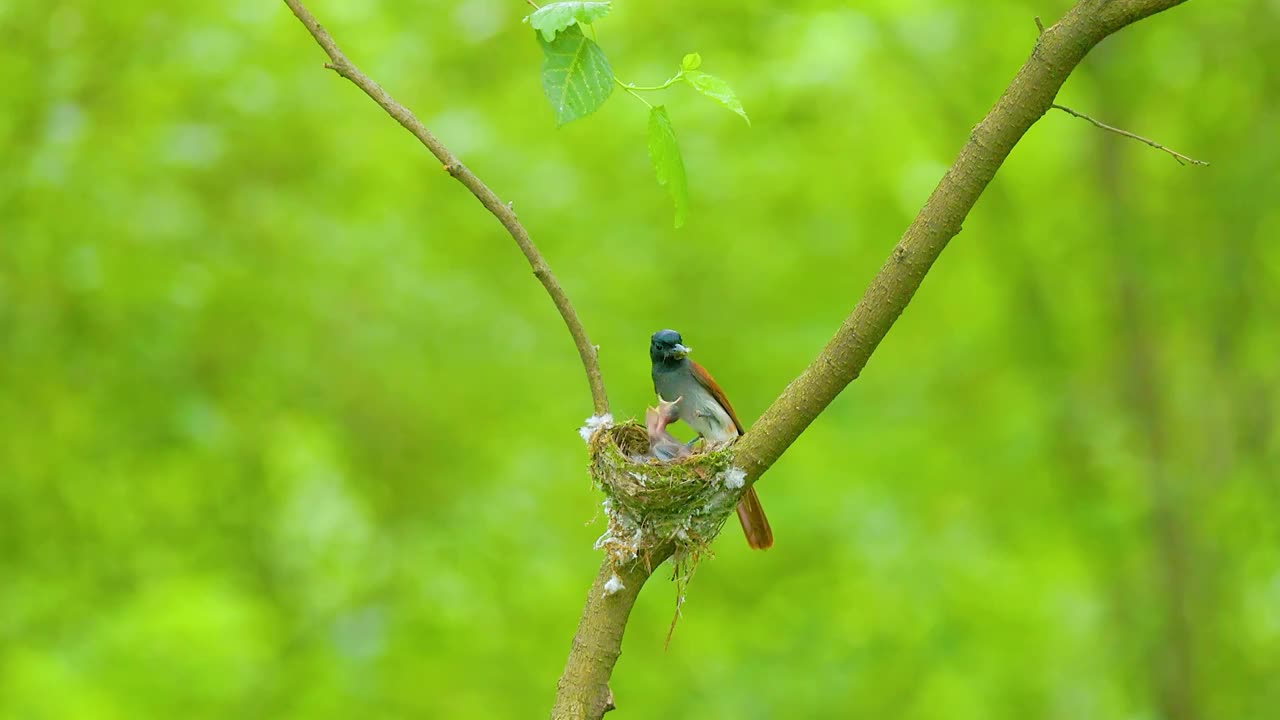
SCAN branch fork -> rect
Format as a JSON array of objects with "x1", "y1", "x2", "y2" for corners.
[{"x1": 282, "y1": 1, "x2": 1201, "y2": 717}]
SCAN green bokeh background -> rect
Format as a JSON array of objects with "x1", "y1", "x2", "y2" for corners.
[{"x1": 2, "y1": 1, "x2": 1277, "y2": 718}]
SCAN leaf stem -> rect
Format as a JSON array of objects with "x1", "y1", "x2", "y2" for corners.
[
  {"x1": 617, "y1": 72, "x2": 684, "y2": 92},
  {"x1": 619, "y1": 84, "x2": 653, "y2": 109}
]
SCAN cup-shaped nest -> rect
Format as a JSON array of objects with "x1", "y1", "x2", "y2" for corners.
[{"x1": 587, "y1": 421, "x2": 743, "y2": 567}]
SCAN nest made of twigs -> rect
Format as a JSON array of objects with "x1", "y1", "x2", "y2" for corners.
[{"x1": 587, "y1": 421, "x2": 744, "y2": 570}]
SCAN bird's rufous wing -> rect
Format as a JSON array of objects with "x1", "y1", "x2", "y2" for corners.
[{"x1": 687, "y1": 360, "x2": 746, "y2": 435}]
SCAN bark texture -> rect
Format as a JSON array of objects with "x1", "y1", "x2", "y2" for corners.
[{"x1": 551, "y1": 549, "x2": 672, "y2": 720}]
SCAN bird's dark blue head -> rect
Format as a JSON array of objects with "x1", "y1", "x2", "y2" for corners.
[{"x1": 650, "y1": 329, "x2": 691, "y2": 365}]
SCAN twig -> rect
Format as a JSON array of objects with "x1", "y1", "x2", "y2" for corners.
[
  {"x1": 1035, "y1": 16, "x2": 1046, "y2": 34},
  {"x1": 282, "y1": 0, "x2": 610, "y2": 414},
  {"x1": 1052, "y1": 103, "x2": 1208, "y2": 166}
]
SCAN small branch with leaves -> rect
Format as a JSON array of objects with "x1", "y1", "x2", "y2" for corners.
[{"x1": 526, "y1": 2, "x2": 749, "y2": 227}]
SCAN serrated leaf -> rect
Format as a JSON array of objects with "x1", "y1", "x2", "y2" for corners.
[
  {"x1": 684, "y1": 71, "x2": 750, "y2": 125},
  {"x1": 538, "y1": 25, "x2": 614, "y2": 126},
  {"x1": 647, "y1": 106, "x2": 688, "y2": 228},
  {"x1": 681, "y1": 52, "x2": 702, "y2": 71},
  {"x1": 526, "y1": 2, "x2": 612, "y2": 43}
]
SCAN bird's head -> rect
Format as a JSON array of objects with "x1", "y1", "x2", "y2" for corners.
[{"x1": 650, "y1": 329, "x2": 691, "y2": 364}]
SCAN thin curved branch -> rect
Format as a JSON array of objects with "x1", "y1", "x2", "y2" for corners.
[
  {"x1": 1051, "y1": 103, "x2": 1209, "y2": 166},
  {"x1": 554, "y1": 0, "x2": 1194, "y2": 717},
  {"x1": 282, "y1": 0, "x2": 610, "y2": 415}
]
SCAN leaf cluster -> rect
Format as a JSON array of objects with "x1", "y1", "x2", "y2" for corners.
[{"x1": 526, "y1": 2, "x2": 750, "y2": 227}]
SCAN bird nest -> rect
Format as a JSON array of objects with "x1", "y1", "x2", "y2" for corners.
[{"x1": 586, "y1": 421, "x2": 745, "y2": 576}]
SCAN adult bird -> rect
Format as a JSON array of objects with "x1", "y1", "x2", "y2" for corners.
[{"x1": 650, "y1": 329, "x2": 773, "y2": 549}]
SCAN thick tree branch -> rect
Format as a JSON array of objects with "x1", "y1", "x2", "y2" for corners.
[
  {"x1": 1052, "y1": 103, "x2": 1209, "y2": 166},
  {"x1": 554, "y1": 0, "x2": 1193, "y2": 717},
  {"x1": 551, "y1": 549, "x2": 670, "y2": 720},
  {"x1": 732, "y1": 0, "x2": 1191, "y2": 483},
  {"x1": 282, "y1": 0, "x2": 609, "y2": 415}
]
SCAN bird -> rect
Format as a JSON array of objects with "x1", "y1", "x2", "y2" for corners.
[
  {"x1": 645, "y1": 396, "x2": 693, "y2": 461},
  {"x1": 650, "y1": 329, "x2": 773, "y2": 549}
]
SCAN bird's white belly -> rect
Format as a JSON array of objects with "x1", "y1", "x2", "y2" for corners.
[{"x1": 684, "y1": 398, "x2": 737, "y2": 445}]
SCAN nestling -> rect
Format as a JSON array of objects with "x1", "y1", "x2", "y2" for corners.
[{"x1": 645, "y1": 396, "x2": 692, "y2": 461}]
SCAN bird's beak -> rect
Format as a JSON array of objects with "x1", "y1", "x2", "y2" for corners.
[{"x1": 673, "y1": 343, "x2": 691, "y2": 358}]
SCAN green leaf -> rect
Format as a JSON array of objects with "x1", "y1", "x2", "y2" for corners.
[
  {"x1": 526, "y1": 2, "x2": 612, "y2": 43},
  {"x1": 684, "y1": 71, "x2": 750, "y2": 125},
  {"x1": 647, "y1": 106, "x2": 688, "y2": 228},
  {"x1": 538, "y1": 25, "x2": 614, "y2": 126},
  {"x1": 681, "y1": 52, "x2": 702, "y2": 71}
]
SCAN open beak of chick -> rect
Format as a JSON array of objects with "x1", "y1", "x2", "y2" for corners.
[{"x1": 646, "y1": 396, "x2": 690, "y2": 460}]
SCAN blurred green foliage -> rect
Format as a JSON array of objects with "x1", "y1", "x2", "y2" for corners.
[{"x1": 2, "y1": 0, "x2": 1278, "y2": 718}]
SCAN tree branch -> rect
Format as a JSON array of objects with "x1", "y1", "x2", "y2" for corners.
[
  {"x1": 731, "y1": 0, "x2": 1192, "y2": 484},
  {"x1": 554, "y1": 0, "x2": 1194, "y2": 717},
  {"x1": 282, "y1": 0, "x2": 610, "y2": 415},
  {"x1": 551, "y1": 549, "x2": 670, "y2": 720},
  {"x1": 1052, "y1": 103, "x2": 1209, "y2": 166}
]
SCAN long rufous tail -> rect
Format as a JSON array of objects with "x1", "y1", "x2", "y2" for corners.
[{"x1": 735, "y1": 486, "x2": 773, "y2": 550}]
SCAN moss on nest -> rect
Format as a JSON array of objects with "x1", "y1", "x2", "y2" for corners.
[{"x1": 586, "y1": 420, "x2": 743, "y2": 575}]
